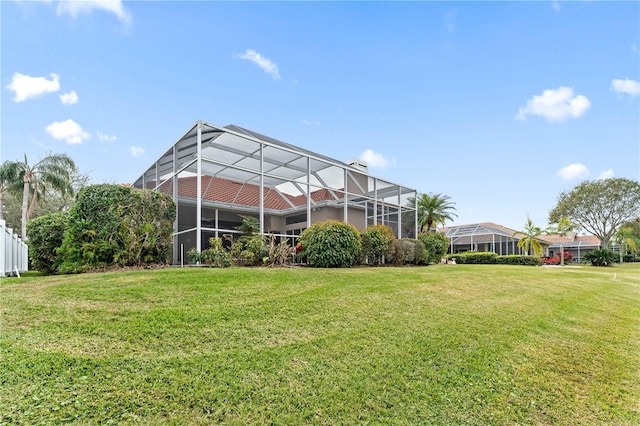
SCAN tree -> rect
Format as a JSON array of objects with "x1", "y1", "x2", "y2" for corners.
[
  {"x1": 14, "y1": 153, "x2": 76, "y2": 240},
  {"x1": 613, "y1": 225, "x2": 639, "y2": 262},
  {"x1": 545, "y1": 216, "x2": 576, "y2": 266},
  {"x1": 2, "y1": 168, "x2": 90, "y2": 231},
  {"x1": 549, "y1": 178, "x2": 640, "y2": 247},
  {"x1": 0, "y1": 161, "x2": 21, "y2": 222},
  {"x1": 513, "y1": 216, "x2": 543, "y2": 256},
  {"x1": 415, "y1": 193, "x2": 458, "y2": 233}
]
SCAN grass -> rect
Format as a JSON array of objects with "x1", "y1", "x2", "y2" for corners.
[{"x1": 1, "y1": 263, "x2": 639, "y2": 425}]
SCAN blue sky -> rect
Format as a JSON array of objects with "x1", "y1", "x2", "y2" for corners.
[{"x1": 2, "y1": 1, "x2": 639, "y2": 232}]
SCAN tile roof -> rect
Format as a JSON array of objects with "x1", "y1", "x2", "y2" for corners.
[{"x1": 155, "y1": 176, "x2": 340, "y2": 212}]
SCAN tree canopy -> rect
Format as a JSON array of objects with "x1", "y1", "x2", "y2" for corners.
[
  {"x1": 415, "y1": 193, "x2": 458, "y2": 233},
  {"x1": 11, "y1": 153, "x2": 76, "y2": 240},
  {"x1": 548, "y1": 178, "x2": 640, "y2": 247}
]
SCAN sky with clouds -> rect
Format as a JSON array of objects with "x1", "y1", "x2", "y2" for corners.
[{"x1": 2, "y1": 1, "x2": 638, "y2": 231}]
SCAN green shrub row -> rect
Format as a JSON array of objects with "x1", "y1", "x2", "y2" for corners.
[
  {"x1": 298, "y1": 222, "x2": 450, "y2": 268},
  {"x1": 446, "y1": 252, "x2": 540, "y2": 266}
]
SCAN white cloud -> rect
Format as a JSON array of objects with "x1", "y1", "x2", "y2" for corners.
[
  {"x1": 359, "y1": 149, "x2": 394, "y2": 169},
  {"x1": 97, "y1": 132, "x2": 117, "y2": 142},
  {"x1": 551, "y1": 1, "x2": 561, "y2": 12},
  {"x1": 302, "y1": 120, "x2": 320, "y2": 126},
  {"x1": 557, "y1": 163, "x2": 590, "y2": 180},
  {"x1": 7, "y1": 72, "x2": 60, "y2": 102},
  {"x1": 56, "y1": 0, "x2": 131, "y2": 23},
  {"x1": 611, "y1": 78, "x2": 640, "y2": 96},
  {"x1": 130, "y1": 146, "x2": 145, "y2": 157},
  {"x1": 45, "y1": 119, "x2": 90, "y2": 144},
  {"x1": 598, "y1": 169, "x2": 614, "y2": 180},
  {"x1": 443, "y1": 10, "x2": 457, "y2": 34},
  {"x1": 236, "y1": 49, "x2": 281, "y2": 80},
  {"x1": 515, "y1": 86, "x2": 591, "y2": 122},
  {"x1": 59, "y1": 90, "x2": 79, "y2": 105},
  {"x1": 632, "y1": 42, "x2": 638, "y2": 54}
]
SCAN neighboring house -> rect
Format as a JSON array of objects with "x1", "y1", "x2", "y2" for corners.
[
  {"x1": 537, "y1": 232, "x2": 601, "y2": 263},
  {"x1": 133, "y1": 121, "x2": 418, "y2": 264},
  {"x1": 442, "y1": 222, "x2": 602, "y2": 261},
  {"x1": 441, "y1": 222, "x2": 551, "y2": 256}
]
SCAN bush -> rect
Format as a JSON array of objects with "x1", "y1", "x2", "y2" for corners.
[
  {"x1": 264, "y1": 235, "x2": 295, "y2": 266},
  {"x1": 497, "y1": 255, "x2": 540, "y2": 266},
  {"x1": 417, "y1": 232, "x2": 449, "y2": 264},
  {"x1": 361, "y1": 224, "x2": 395, "y2": 265},
  {"x1": 299, "y1": 220, "x2": 361, "y2": 268},
  {"x1": 202, "y1": 237, "x2": 232, "y2": 267},
  {"x1": 447, "y1": 251, "x2": 498, "y2": 264},
  {"x1": 560, "y1": 251, "x2": 573, "y2": 263},
  {"x1": 26, "y1": 212, "x2": 69, "y2": 275},
  {"x1": 583, "y1": 249, "x2": 618, "y2": 267},
  {"x1": 188, "y1": 238, "x2": 233, "y2": 267},
  {"x1": 392, "y1": 239, "x2": 426, "y2": 265},
  {"x1": 58, "y1": 184, "x2": 176, "y2": 273}
]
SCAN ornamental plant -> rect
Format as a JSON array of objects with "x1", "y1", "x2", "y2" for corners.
[
  {"x1": 299, "y1": 220, "x2": 362, "y2": 268},
  {"x1": 583, "y1": 248, "x2": 618, "y2": 267},
  {"x1": 58, "y1": 184, "x2": 176, "y2": 273},
  {"x1": 360, "y1": 224, "x2": 395, "y2": 265},
  {"x1": 417, "y1": 232, "x2": 449, "y2": 264},
  {"x1": 26, "y1": 211, "x2": 69, "y2": 274}
]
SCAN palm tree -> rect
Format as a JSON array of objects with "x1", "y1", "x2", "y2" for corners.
[
  {"x1": 0, "y1": 161, "x2": 21, "y2": 222},
  {"x1": 613, "y1": 226, "x2": 639, "y2": 263},
  {"x1": 15, "y1": 153, "x2": 76, "y2": 240},
  {"x1": 513, "y1": 216, "x2": 543, "y2": 256},
  {"x1": 546, "y1": 216, "x2": 575, "y2": 266},
  {"x1": 415, "y1": 193, "x2": 457, "y2": 233}
]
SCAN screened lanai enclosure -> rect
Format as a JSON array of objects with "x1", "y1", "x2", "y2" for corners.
[
  {"x1": 134, "y1": 121, "x2": 418, "y2": 264},
  {"x1": 442, "y1": 222, "x2": 550, "y2": 256}
]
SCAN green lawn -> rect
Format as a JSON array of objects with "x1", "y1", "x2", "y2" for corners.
[{"x1": 1, "y1": 264, "x2": 639, "y2": 425}]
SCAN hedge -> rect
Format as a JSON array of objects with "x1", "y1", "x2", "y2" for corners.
[
  {"x1": 447, "y1": 251, "x2": 498, "y2": 264},
  {"x1": 26, "y1": 212, "x2": 69, "y2": 275},
  {"x1": 496, "y1": 255, "x2": 540, "y2": 266},
  {"x1": 58, "y1": 184, "x2": 176, "y2": 273}
]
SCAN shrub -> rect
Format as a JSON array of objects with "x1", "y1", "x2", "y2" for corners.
[
  {"x1": 26, "y1": 212, "x2": 69, "y2": 275},
  {"x1": 583, "y1": 248, "x2": 618, "y2": 267},
  {"x1": 299, "y1": 220, "x2": 361, "y2": 268},
  {"x1": 202, "y1": 237, "x2": 232, "y2": 267},
  {"x1": 58, "y1": 184, "x2": 176, "y2": 273},
  {"x1": 417, "y1": 232, "x2": 449, "y2": 264},
  {"x1": 497, "y1": 255, "x2": 540, "y2": 266},
  {"x1": 264, "y1": 235, "x2": 295, "y2": 266},
  {"x1": 560, "y1": 251, "x2": 573, "y2": 263},
  {"x1": 392, "y1": 239, "x2": 426, "y2": 265},
  {"x1": 447, "y1": 251, "x2": 498, "y2": 264},
  {"x1": 361, "y1": 224, "x2": 395, "y2": 265}
]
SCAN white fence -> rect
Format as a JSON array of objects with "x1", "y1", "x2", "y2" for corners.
[{"x1": 1, "y1": 220, "x2": 28, "y2": 277}]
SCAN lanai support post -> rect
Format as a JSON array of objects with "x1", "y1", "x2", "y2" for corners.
[
  {"x1": 307, "y1": 157, "x2": 311, "y2": 228},
  {"x1": 172, "y1": 144, "x2": 178, "y2": 264},
  {"x1": 260, "y1": 143, "x2": 264, "y2": 235},
  {"x1": 196, "y1": 121, "x2": 202, "y2": 254},
  {"x1": 344, "y1": 168, "x2": 348, "y2": 223},
  {"x1": 397, "y1": 186, "x2": 401, "y2": 239}
]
